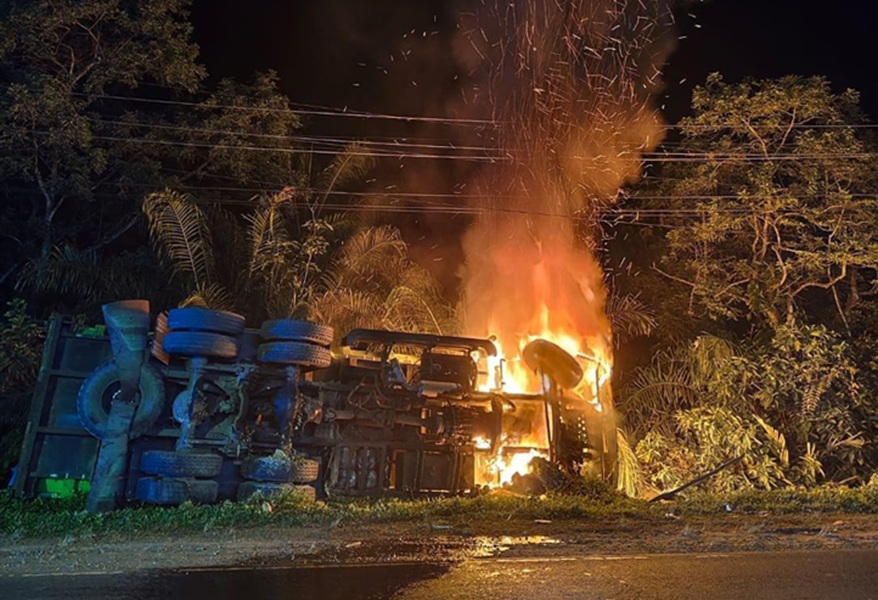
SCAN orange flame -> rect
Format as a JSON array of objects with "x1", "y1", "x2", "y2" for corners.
[{"x1": 467, "y1": 221, "x2": 613, "y2": 487}]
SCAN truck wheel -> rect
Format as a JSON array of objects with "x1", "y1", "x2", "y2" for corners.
[
  {"x1": 521, "y1": 339, "x2": 584, "y2": 389},
  {"x1": 140, "y1": 450, "x2": 223, "y2": 478},
  {"x1": 135, "y1": 477, "x2": 187, "y2": 505},
  {"x1": 260, "y1": 319, "x2": 333, "y2": 347},
  {"x1": 241, "y1": 455, "x2": 292, "y2": 482},
  {"x1": 179, "y1": 478, "x2": 219, "y2": 504},
  {"x1": 77, "y1": 362, "x2": 165, "y2": 439},
  {"x1": 290, "y1": 458, "x2": 320, "y2": 484},
  {"x1": 257, "y1": 342, "x2": 331, "y2": 368},
  {"x1": 237, "y1": 481, "x2": 316, "y2": 502},
  {"x1": 162, "y1": 331, "x2": 238, "y2": 359},
  {"x1": 168, "y1": 307, "x2": 246, "y2": 335},
  {"x1": 241, "y1": 455, "x2": 320, "y2": 483}
]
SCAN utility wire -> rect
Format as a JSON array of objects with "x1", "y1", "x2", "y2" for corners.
[
  {"x1": 75, "y1": 91, "x2": 878, "y2": 130},
  {"x1": 28, "y1": 129, "x2": 877, "y2": 164}
]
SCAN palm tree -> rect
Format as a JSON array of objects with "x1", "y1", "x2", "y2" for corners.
[
  {"x1": 309, "y1": 225, "x2": 457, "y2": 340},
  {"x1": 143, "y1": 145, "x2": 456, "y2": 337}
]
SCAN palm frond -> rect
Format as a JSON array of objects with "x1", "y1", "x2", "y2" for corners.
[
  {"x1": 244, "y1": 204, "x2": 287, "y2": 270},
  {"x1": 338, "y1": 225, "x2": 406, "y2": 272},
  {"x1": 317, "y1": 143, "x2": 375, "y2": 200},
  {"x1": 16, "y1": 245, "x2": 100, "y2": 299},
  {"x1": 383, "y1": 285, "x2": 445, "y2": 334},
  {"x1": 143, "y1": 190, "x2": 215, "y2": 288},
  {"x1": 180, "y1": 282, "x2": 234, "y2": 311},
  {"x1": 310, "y1": 288, "x2": 385, "y2": 337},
  {"x1": 606, "y1": 293, "x2": 656, "y2": 344},
  {"x1": 619, "y1": 349, "x2": 698, "y2": 437},
  {"x1": 615, "y1": 428, "x2": 643, "y2": 498},
  {"x1": 688, "y1": 334, "x2": 738, "y2": 385}
]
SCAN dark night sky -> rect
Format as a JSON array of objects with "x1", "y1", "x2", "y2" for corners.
[
  {"x1": 189, "y1": 0, "x2": 878, "y2": 288},
  {"x1": 191, "y1": 0, "x2": 878, "y2": 124}
]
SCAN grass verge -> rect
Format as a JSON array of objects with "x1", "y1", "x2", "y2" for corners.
[{"x1": 2, "y1": 483, "x2": 877, "y2": 541}]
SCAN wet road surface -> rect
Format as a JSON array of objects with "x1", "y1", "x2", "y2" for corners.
[
  {"x1": 2, "y1": 549, "x2": 876, "y2": 599},
  {"x1": 0, "y1": 562, "x2": 449, "y2": 600},
  {"x1": 398, "y1": 548, "x2": 878, "y2": 600}
]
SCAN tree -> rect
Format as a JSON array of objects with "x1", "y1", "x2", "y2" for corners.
[
  {"x1": 653, "y1": 74, "x2": 878, "y2": 330},
  {"x1": 624, "y1": 322, "x2": 875, "y2": 492},
  {"x1": 0, "y1": 2, "x2": 309, "y2": 314},
  {"x1": 0, "y1": 300, "x2": 45, "y2": 472},
  {"x1": 310, "y1": 225, "x2": 458, "y2": 339},
  {"x1": 0, "y1": 0, "x2": 204, "y2": 282},
  {"x1": 140, "y1": 141, "x2": 457, "y2": 336},
  {"x1": 613, "y1": 75, "x2": 878, "y2": 491}
]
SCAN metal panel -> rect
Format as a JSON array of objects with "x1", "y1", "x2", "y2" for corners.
[{"x1": 13, "y1": 317, "x2": 111, "y2": 498}]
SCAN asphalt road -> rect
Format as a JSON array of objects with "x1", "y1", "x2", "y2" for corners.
[
  {"x1": 399, "y1": 549, "x2": 878, "y2": 600},
  {"x1": 2, "y1": 549, "x2": 876, "y2": 600}
]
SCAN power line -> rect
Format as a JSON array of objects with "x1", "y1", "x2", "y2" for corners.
[
  {"x1": 89, "y1": 118, "x2": 504, "y2": 153},
  {"x1": 84, "y1": 134, "x2": 508, "y2": 162},
  {"x1": 80, "y1": 92, "x2": 501, "y2": 126},
  {"x1": 86, "y1": 117, "x2": 878, "y2": 161},
  {"x1": 77, "y1": 91, "x2": 878, "y2": 131},
  {"x1": 29, "y1": 129, "x2": 877, "y2": 164}
]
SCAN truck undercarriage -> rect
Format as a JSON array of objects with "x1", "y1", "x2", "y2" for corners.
[{"x1": 14, "y1": 302, "x2": 617, "y2": 509}]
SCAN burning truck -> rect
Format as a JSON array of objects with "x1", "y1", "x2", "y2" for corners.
[{"x1": 13, "y1": 300, "x2": 616, "y2": 510}]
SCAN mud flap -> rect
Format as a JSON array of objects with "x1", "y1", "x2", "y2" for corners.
[
  {"x1": 85, "y1": 399, "x2": 136, "y2": 512},
  {"x1": 85, "y1": 300, "x2": 150, "y2": 513}
]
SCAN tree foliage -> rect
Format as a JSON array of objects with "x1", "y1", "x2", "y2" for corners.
[
  {"x1": 655, "y1": 74, "x2": 878, "y2": 329},
  {"x1": 0, "y1": 2, "x2": 306, "y2": 315},
  {"x1": 310, "y1": 225, "x2": 457, "y2": 339},
  {"x1": 0, "y1": 0, "x2": 203, "y2": 268},
  {"x1": 615, "y1": 74, "x2": 878, "y2": 495},
  {"x1": 0, "y1": 300, "x2": 45, "y2": 469}
]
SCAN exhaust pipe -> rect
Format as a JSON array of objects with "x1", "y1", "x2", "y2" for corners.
[{"x1": 86, "y1": 300, "x2": 150, "y2": 513}]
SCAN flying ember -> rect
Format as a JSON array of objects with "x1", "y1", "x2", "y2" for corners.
[{"x1": 453, "y1": 0, "x2": 676, "y2": 487}]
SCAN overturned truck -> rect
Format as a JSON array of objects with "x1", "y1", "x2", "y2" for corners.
[{"x1": 14, "y1": 301, "x2": 616, "y2": 510}]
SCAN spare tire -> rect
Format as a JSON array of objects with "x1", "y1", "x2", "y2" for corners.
[
  {"x1": 257, "y1": 342, "x2": 331, "y2": 368},
  {"x1": 290, "y1": 458, "x2": 320, "y2": 484},
  {"x1": 260, "y1": 319, "x2": 333, "y2": 347},
  {"x1": 168, "y1": 307, "x2": 246, "y2": 335},
  {"x1": 77, "y1": 361, "x2": 165, "y2": 439},
  {"x1": 162, "y1": 331, "x2": 238, "y2": 359},
  {"x1": 179, "y1": 478, "x2": 219, "y2": 504},
  {"x1": 241, "y1": 454, "x2": 292, "y2": 483}
]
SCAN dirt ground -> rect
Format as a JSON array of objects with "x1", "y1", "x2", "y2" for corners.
[{"x1": 2, "y1": 512, "x2": 877, "y2": 576}]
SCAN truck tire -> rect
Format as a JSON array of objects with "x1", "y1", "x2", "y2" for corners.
[
  {"x1": 290, "y1": 458, "x2": 320, "y2": 484},
  {"x1": 168, "y1": 307, "x2": 246, "y2": 335},
  {"x1": 77, "y1": 362, "x2": 165, "y2": 439},
  {"x1": 257, "y1": 342, "x2": 331, "y2": 368},
  {"x1": 241, "y1": 455, "x2": 292, "y2": 483},
  {"x1": 237, "y1": 481, "x2": 316, "y2": 502},
  {"x1": 260, "y1": 320, "x2": 333, "y2": 347},
  {"x1": 162, "y1": 331, "x2": 238, "y2": 359},
  {"x1": 179, "y1": 478, "x2": 219, "y2": 504},
  {"x1": 521, "y1": 339, "x2": 584, "y2": 389},
  {"x1": 241, "y1": 455, "x2": 320, "y2": 483},
  {"x1": 140, "y1": 450, "x2": 223, "y2": 478},
  {"x1": 135, "y1": 477, "x2": 218, "y2": 505},
  {"x1": 135, "y1": 477, "x2": 187, "y2": 505}
]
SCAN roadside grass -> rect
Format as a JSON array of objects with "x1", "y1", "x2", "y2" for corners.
[{"x1": 2, "y1": 483, "x2": 877, "y2": 540}]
